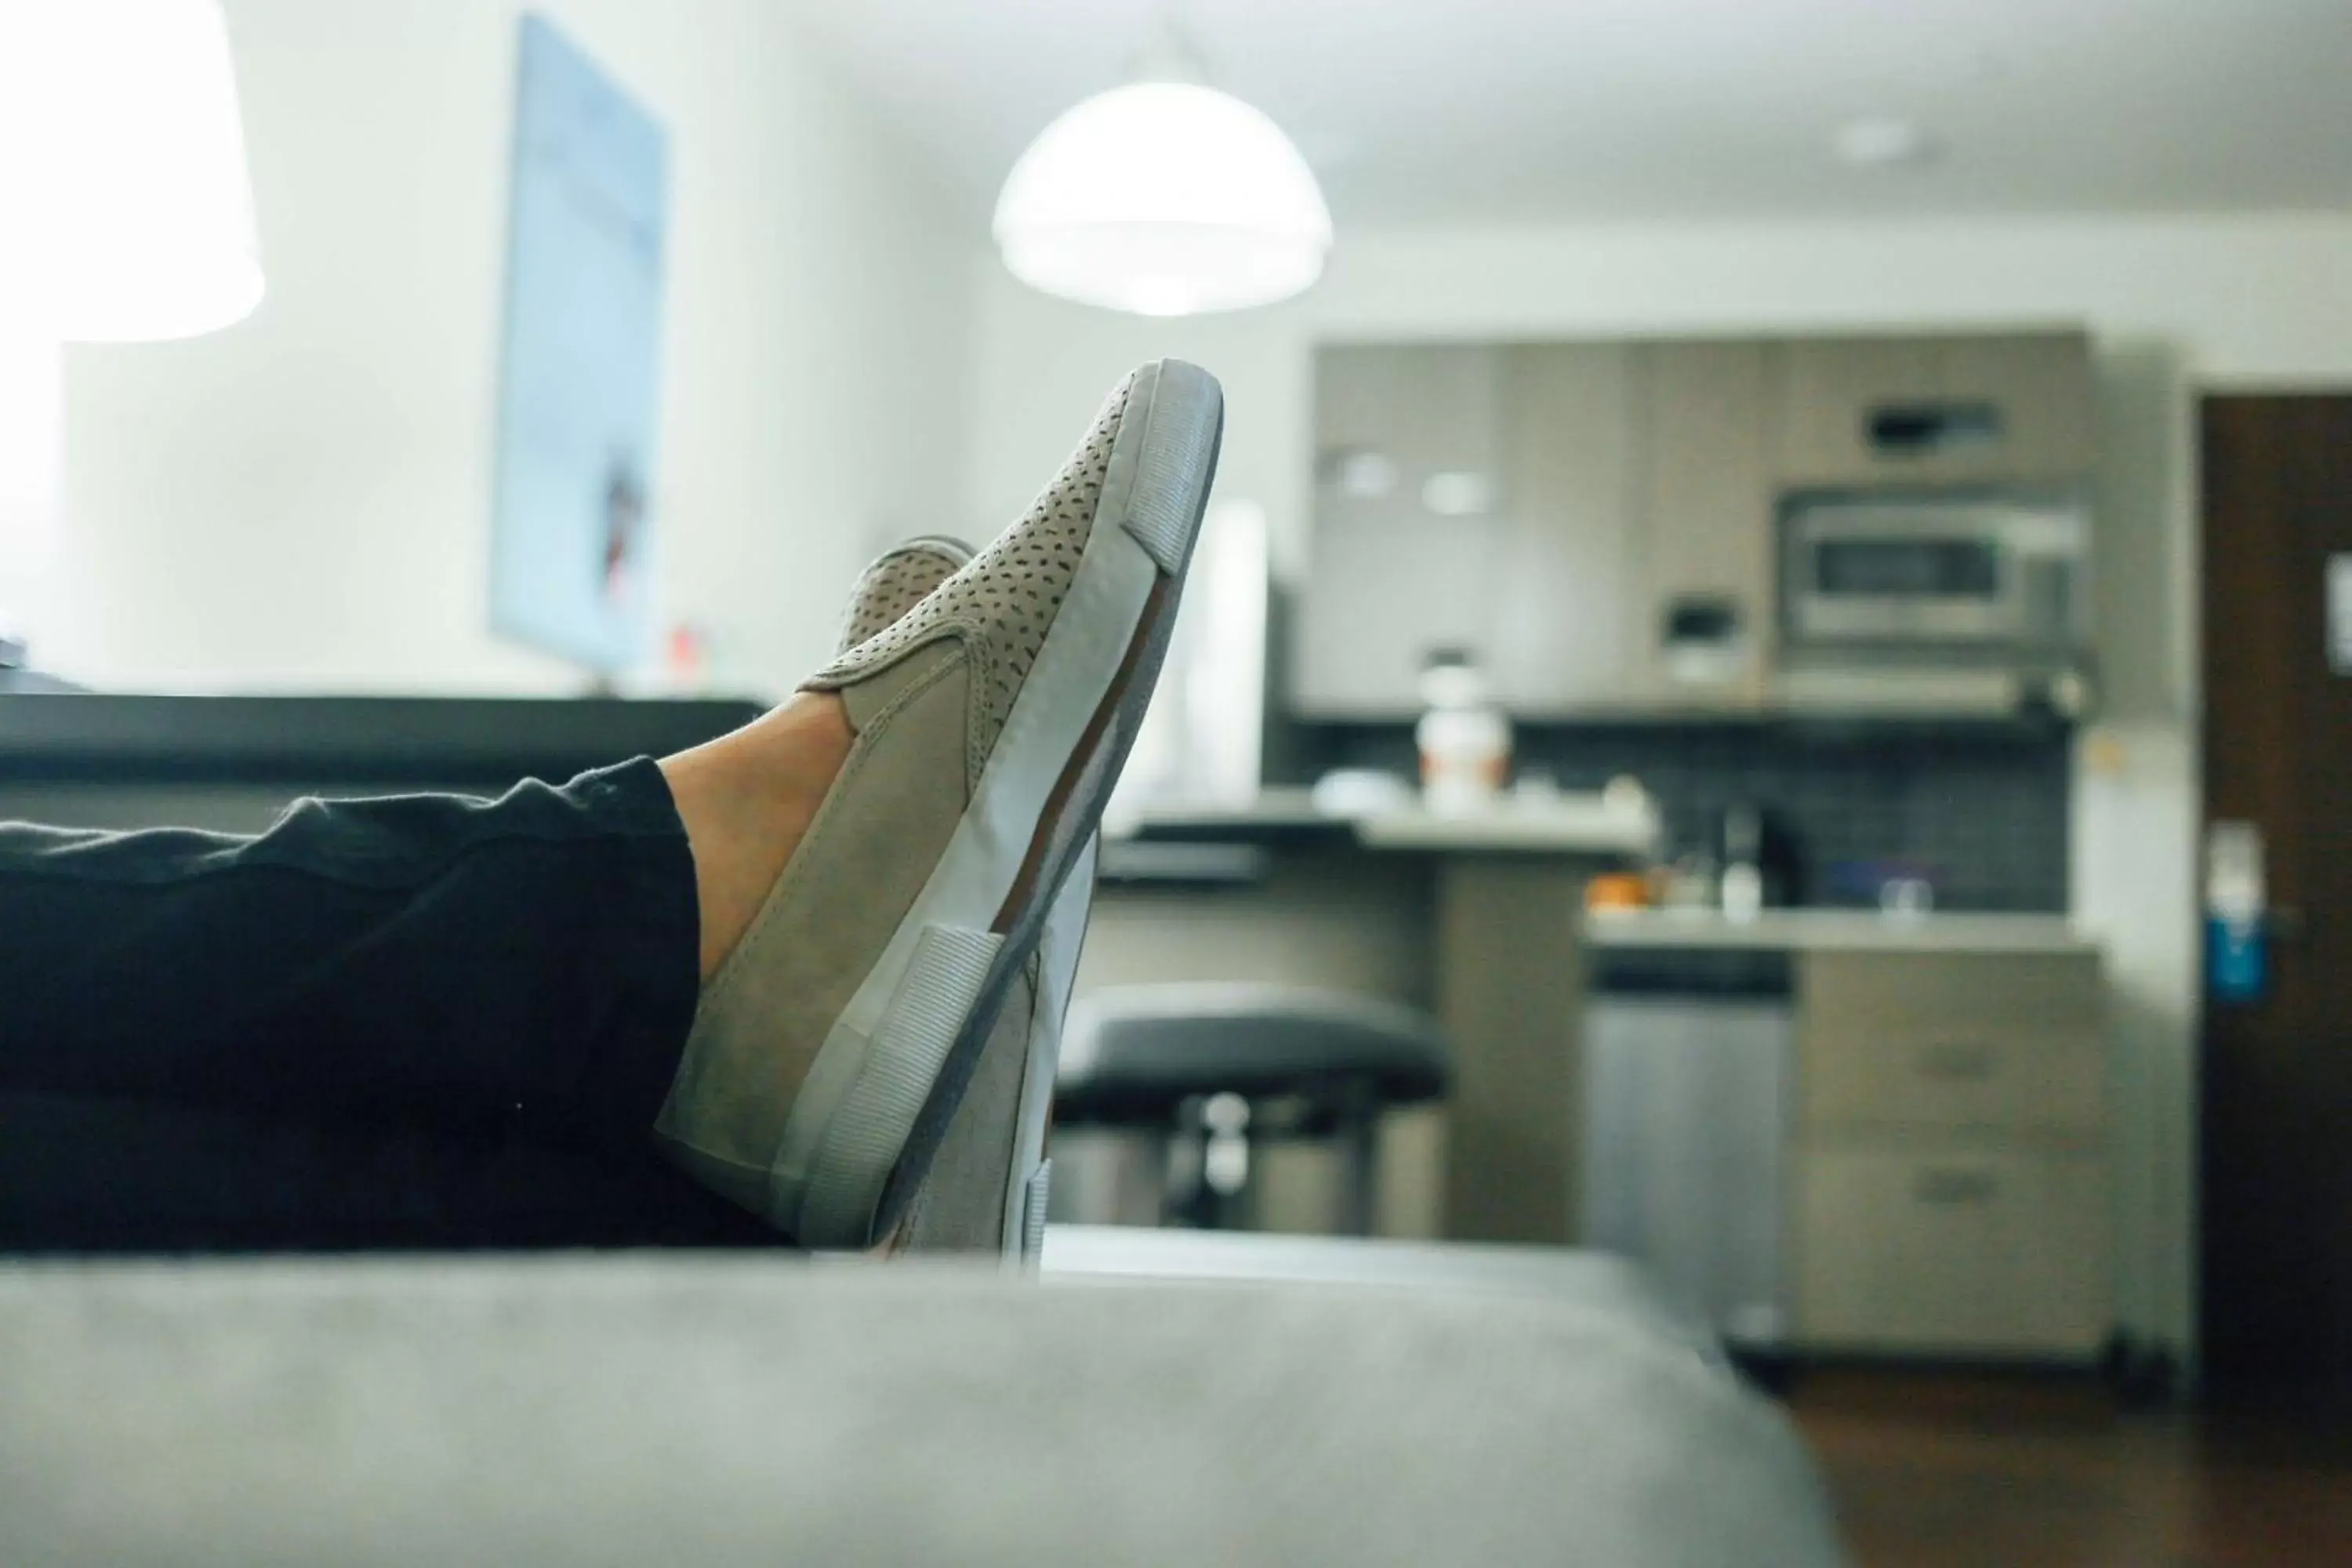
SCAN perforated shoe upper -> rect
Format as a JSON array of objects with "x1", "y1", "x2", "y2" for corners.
[
  {"x1": 835, "y1": 538, "x2": 972, "y2": 654},
  {"x1": 804, "y1": 373, "x2": 1134, "y2": 788}
]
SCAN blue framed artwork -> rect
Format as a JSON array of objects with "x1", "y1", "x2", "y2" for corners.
[{"x1": 488, "y1": 14, "x2": 669, "y2": 673}]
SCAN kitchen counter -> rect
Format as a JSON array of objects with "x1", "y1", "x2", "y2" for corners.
[
  {"x1": 1352, "y1": 797, "x2": 1658, "y2": 855},
  {"x1": 1585, "y1": 907, "x2": 2097, "y2": 956},
  {"x1": 1113, "y1": 786, "x2": 1661, "y2": 859}
]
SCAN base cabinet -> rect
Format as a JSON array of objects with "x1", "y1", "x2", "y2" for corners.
[
  {"x1": 1786, "y1": 949, "x2": 2111, "y2": 1360},
  {"x1": 1792, "y1": 1144, "x2": 2110, "y2": 1357}
]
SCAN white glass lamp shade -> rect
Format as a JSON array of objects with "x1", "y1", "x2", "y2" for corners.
[
  {"x1": 0, "y1": 0, "x2": 265, "y2": 341},
  {"x1": 993, "y1": 82, "x2": 1331, "y2": 317}
]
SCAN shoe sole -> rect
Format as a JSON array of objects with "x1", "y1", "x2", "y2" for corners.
[
  {"x1": 773, "y1": 361, "x2": 1222, "y2": 1248},
  {"x1": 1000, "y1": 836, "x2": 1094, "y2": 1259}
]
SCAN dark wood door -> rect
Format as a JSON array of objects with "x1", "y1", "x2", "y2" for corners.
[{"x1": 2200, "y1": 394, "x2": 2352, "y2": 1403}]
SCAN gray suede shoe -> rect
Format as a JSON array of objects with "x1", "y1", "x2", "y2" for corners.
[
  {"x1": 653, "y1": 360, "x2": 1221, "y2": 1250},
  {"x1": 832, "y1": 536, "x2": 1094, "y2": 1261}
]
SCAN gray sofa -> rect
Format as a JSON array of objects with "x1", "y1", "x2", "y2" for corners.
[{"x1": 0, "y1": 1242, "x2": 1846, "y2": 1566}]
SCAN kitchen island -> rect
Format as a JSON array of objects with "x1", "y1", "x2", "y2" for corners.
[{"x1": 1084, "y1": 788, "x2": 1657, "y2": 1243}]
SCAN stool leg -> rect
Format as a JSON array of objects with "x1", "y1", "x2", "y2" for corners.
[
  {"x1": 1161, "y1": 1094, "x2": 1254, "y2": 1231},
  {"x1": 1200, "y1": 1093, "x2": 1254, "y2": 1232},
  {"x1": 1161, "y1": 1098, "x2": 1211, "y2": 1229},
  {"x1": 1333, "y1": 1080, "x2": 1381, "y2": 1237}
]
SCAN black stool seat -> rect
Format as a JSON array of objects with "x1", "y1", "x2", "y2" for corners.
[
  {"x1": 1053, "y1": 985, "x2": 1450, "y2": 1235},
  {"x1": 1057, "y1": 983, "x2": 1450, "y2": 1120}
]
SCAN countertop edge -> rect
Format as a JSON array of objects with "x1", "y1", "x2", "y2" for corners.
[{"x1": 1583, "y1": 911, "x2": 2100, "y2": 956}]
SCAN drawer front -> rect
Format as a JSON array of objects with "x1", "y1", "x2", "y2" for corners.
[
  {"x1": 1801, "y1": 950, "x2": 2103, "y2": 1033},
  {"x1": 1792, "y1": 1145, "x2": 2110, "y2": 1356},
  {"x1": 1802, "y1": 1019, "x2": 2104, "y2": 1138}
]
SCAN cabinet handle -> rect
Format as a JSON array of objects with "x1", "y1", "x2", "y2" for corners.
[
  {"x1": 1913, "y1": 1168, "x2": 1999, "y2": 1206},
  {"x1": 1917, "y1": 1040, "x2": 1997, "y2": 1080},
  {"x1": 1661, "y1": 595, "x2": 1742, "y2": 648},
  {"x1": 1865, "y1": 401, "x2": 2005, "y2": 456}
]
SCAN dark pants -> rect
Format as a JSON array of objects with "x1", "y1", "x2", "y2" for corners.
[{"x1": 0, "y1": 760, "x2": 775, "y2": 1252}]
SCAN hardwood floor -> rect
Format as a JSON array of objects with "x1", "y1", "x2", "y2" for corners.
[{"x1": 1786, "y1": 1370, "x2": 2352, "y2": 1567}]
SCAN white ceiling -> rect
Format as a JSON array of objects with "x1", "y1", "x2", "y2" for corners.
[{"x1": 786, "y1": 0, "x2": 2352, "y2": 226}]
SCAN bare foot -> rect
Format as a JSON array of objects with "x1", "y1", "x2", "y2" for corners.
[{"x1": 659, "y1": 691, "x2": 853, "y2": 980}]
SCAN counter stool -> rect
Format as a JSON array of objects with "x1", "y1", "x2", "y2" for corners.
[{"x1": 1054, "y1": 984, "x2": 1450, "y2": 1234}]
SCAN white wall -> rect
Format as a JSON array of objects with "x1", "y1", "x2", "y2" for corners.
[
  {"x1": 967, "y1": 212, "x2": 2352, "y2": 1366},
  {"x1": 0, "y1": 338, "x2": 61, "y2": 650},
  {"x1": 43, "y1": 0, "x2": 972, "y2": 695}
]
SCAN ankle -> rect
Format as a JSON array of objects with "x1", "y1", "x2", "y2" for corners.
[{"x1": 662, "y1": 692, "x2": 852, "y2": 979}]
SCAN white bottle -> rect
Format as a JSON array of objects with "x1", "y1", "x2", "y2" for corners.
[{"x1": 1415, "y1": 658, "x2": 1511, "y2": 816}]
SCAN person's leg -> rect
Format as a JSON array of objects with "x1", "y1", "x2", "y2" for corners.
[
  {"x1": 0, "y1": 758, "x2": 716, "y2": 1155},
  {"x1": 0, "y1": 715, "x2": 869, "y2": 1255},
  {"x1": 0, "y1": 1089, "x2": 779, "y2": 1252},
  {"x1": 0, "y1": 681, "x2": 852, "y2": 1134}
]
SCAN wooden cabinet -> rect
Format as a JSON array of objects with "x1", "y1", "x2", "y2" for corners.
[
  {"x1": 1296, "y1": 329, "x2": 2098, "y2": 718},
  {"x1": 1795, "y1": 1145, "x2": 2111, "y2": 1356},
  {"x1": 1773, "y1": 332, "x2": 2096, "y2": 488},
  {"x1": 1788, "y1": 949, "x2": 2111, "y2": 1359},
  {"x1": 1803, "y1": 1019, "x2": 2104, "y2": 1142},
  {"x1": 1294, "y1": 343, "x2": 1641, "y2": 717},
  {"x1": 1626, "y1": 342, "x2": 1775, "y2": 710},
  {"x1": 1799, "y1": 950, "x2": 2104, "y2": 1138},
  {"x1": 1294, "y1": 344, "x2": 1507, "y2": 715},
  {"x1": 1487, "y1": 344, "x2": 1642, "y2": 714}
]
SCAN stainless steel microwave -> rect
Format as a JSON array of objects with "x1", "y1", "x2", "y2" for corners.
[{"x1": 1779, "y1": 491, "x2": 2090, "y2": 659}]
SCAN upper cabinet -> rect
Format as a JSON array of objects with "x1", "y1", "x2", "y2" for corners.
[
  {"x1": 1627, "y1": 341, "x2": 1776, "y2": 711},
  {"x1": 1294, "y1": 344, "x2": 1510, "y2": 716},
  {"x1": 1773, "y1": 332, "x2": 2096, "y2": 488},
  {"x1": 1296, "y1": 343, "x2": 1644, "y2": 717},
  {"x1": 1487, "y1": 344, "x2": 1643, "y2": 713},
  {"x1": 1294, "y1": 329, "x2": 2097, "y2": 720}
]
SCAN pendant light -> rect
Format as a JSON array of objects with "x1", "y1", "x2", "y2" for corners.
[
  {"x1": 0, "y1": 0, "x2": 265, "y2": 341},
  {"x1": 993, "y1": 24, "x2": 1330, "y2": 318}
]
